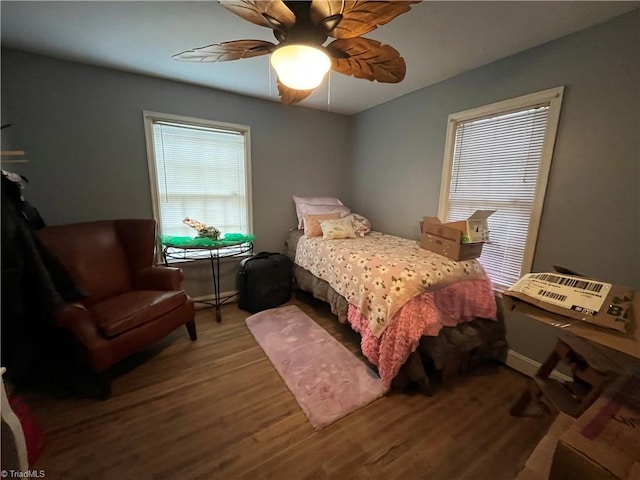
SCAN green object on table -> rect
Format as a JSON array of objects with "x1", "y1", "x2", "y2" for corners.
[{"x1": 160, "y1": 233, "x2": 255, "y2": 248}]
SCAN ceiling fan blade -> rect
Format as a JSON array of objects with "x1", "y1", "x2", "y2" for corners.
[
  {"x1": 311, "y1": 0, "x2": 420, "y2": 39},
  {"x1": 309, "y1": 0, "x2": 342, "y2": 25},
  {"x1": 277, "y1": 79, "x2": 314, "y2": 106},
  {"x1": 172, "y1": 40, "x2": 276, "y2": 62},
  {"x1": 220, "y1": 0, "x2": 296, "y2": 30},
  {"x1": 328, "y1": 37, "x2": 406, "y2": 83}
]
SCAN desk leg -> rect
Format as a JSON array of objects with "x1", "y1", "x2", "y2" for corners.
[{"x1": 209, "y1": 251, "x2": 222, "y2": 322}]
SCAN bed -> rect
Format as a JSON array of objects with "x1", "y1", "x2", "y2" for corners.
[{"x1": 285, "y1": 229, "x2": 508, "y2": 392}]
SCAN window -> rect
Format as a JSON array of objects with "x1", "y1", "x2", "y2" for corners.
[
  {"x1": 439, "y1": 87, "x2": 564, "y2": 290},
  {"x1": 143, "y1": 112, "x2": 252, "y2": 243}
]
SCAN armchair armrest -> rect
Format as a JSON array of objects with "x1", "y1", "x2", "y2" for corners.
[
  {"x1": 55, "y1": 303, "x2": 103, "y2": 351},
  {"x1": 134, "y1": 266, "x2": 184, "y2": 291}
]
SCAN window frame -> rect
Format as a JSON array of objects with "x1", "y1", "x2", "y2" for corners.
[
  {"x1": 438, "y1": 86, "x2": 564, "y2": 289},
  {"x1": 142, "y1": 110, "x2": 253, "y2": 239},
  {"x1": 143, "y1": 110, "x2": 253, "y2": 233}
]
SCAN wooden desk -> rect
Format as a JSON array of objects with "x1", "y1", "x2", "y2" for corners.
[
  {"x1": 510, "y1": 336, "x2": 619, "y2": 417},
  {"x1": 506, "y1": 293, "x2": 639, "y2": 417},
  {"x1": 504, "y1": 294, "x2": 640, "y2": 362}
]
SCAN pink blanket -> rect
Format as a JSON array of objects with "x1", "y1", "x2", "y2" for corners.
[{"x1": 347, "y1": 278, "x2": 497, "y2": 387}]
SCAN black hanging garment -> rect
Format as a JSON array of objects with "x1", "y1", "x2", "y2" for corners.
[
  {"x1": 1, "y1": 172, "x2": 86, "y2": 391},
  {"x1": 237, "y1": 252, "x2": 293, "y2": 313}
]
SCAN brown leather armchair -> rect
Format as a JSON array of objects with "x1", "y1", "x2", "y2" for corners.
[{"x1": 36, "y1": 219, "x2": 196, "y2": 398}]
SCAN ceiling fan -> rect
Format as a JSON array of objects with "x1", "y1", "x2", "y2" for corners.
[{"x1": 173, "y1": 0, "x2": 420, "y2": 106}]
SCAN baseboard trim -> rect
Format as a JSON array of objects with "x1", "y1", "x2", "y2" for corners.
[{"x1": 506, "y1": 349, "x2": 571, "y2": 383}]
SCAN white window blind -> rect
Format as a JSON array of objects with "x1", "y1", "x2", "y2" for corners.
[
  {"x1": 440, "y1": 88, "x2": 564, "y2": 290},
  {"x1": 145, "y1": 113, "x2": 251, "y2": 238}
]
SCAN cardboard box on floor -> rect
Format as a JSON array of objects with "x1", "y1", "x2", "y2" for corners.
[
  {"x1": 516, "y1": 413, "x2": 576, "y2": 480},
  {"x1": 419, "y1": 210, "x2": 495, "y2": 261},
  {"x1": 549, "y1": 370, "x2": 640, "y2": 480}
]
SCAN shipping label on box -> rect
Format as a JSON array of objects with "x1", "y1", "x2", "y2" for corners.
[
  {"x1": 505, "y1": 273, "x2": 635, "y2": 333},
  {"x1": 510, "y1": 273, "x2": 612, "y2": 315}
]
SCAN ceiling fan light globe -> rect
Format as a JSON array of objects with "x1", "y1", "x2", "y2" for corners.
[{"x1": 270, "y1": 45, "x2": 331, "y2": 90}]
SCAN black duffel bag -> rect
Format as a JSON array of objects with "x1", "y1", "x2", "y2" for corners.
[{"x1": 237, "y1": 252, "x2": 293, "y2": 313}]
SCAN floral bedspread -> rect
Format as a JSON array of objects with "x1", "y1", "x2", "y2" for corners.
[{"x1": 295, "y1": 231, "x2": 488, "y2": 337}]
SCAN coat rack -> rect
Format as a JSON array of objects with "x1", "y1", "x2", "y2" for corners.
[{"x1": 1, "y1": 150, "x2": 29, "y2": 164}]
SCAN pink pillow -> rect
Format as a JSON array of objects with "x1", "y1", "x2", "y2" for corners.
[
  {"x1": 293, "y1": 195, "x2": 343, "y2": 229},
  {"x1": 303, "y1": 212, "x2": 342, "y2": 237}
]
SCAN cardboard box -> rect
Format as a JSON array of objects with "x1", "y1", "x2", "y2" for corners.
[
  {"x1": 419, "y1": 210, "x2": 494, "y2": 261},
  {"x1": 504, "y1": 273, "x2": 635, "y2": 334},
  {"x1": 516, "y1": 413, "x2": 576, "y2": 480},
  {"x1": 549, "y1": 371, "x2": 640, "y2": 480},
  {"x1": 420, "y1": 231, "x2": 484, "y2": 261}
]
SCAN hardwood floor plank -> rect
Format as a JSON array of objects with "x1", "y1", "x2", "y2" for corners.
[{"x1": 21, "y1": 295, "x2": 550, "y2": 479}]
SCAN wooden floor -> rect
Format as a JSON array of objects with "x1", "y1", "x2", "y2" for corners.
[{"x1": 24, "y1": 292, "x2": 553, "y2": 479}]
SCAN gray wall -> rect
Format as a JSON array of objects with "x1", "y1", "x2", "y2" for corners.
[
  {"x1": 1, "y1": 49, "x2": 352, "y2": 254},
  {"x1": 349, "y1": 11, "x2": 640, "y2": 364},
  {"x1": 1, "y1": 49, "x2": 352, "y2": 299}
]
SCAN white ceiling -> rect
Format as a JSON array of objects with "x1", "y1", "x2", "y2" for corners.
[{"x1": 2, "y1": 1, "x2": 638, "y2": 115}]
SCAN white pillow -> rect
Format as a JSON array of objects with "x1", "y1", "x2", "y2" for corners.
[{"x1": 293, "y1": 195, "x2": 343, "y2": 229}]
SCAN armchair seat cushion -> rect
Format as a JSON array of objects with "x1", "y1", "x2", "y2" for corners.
[{"x1": 90, "y1": 290, "x2": 189, "y2": 338}]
